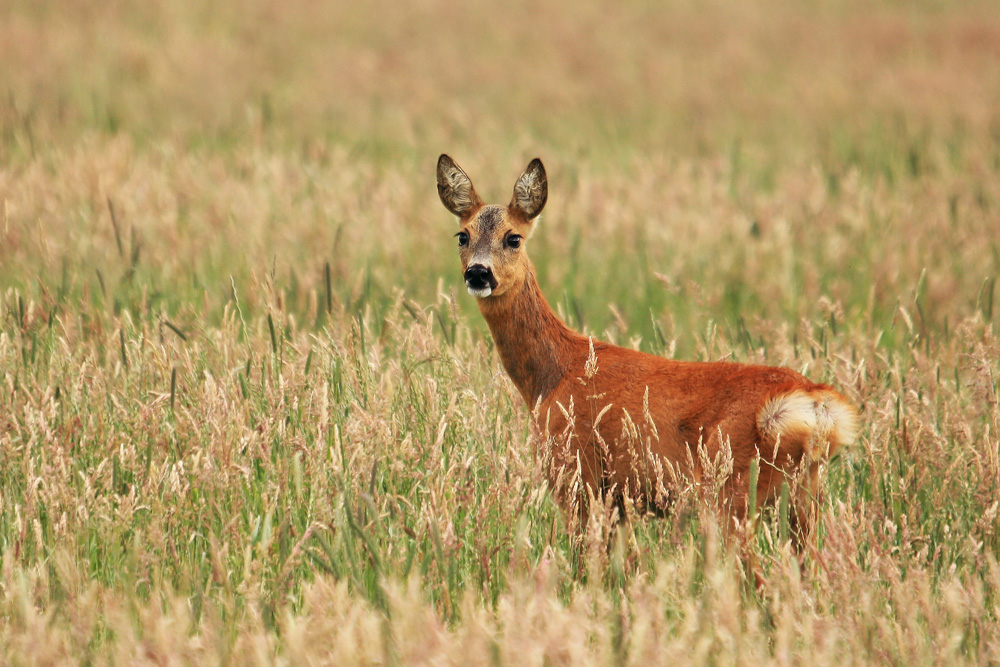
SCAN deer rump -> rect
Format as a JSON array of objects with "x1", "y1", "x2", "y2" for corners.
[{"x1": 537, "y1": 351, "x2": 859, "y2": 519}]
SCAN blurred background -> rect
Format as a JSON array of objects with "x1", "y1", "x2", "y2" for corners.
[
  {"x1": 2, "y1": 0, "x2": 999, "y2": 345},
  {"x1": 5, "y1": 0, "x2": 999, "y2": 155}
]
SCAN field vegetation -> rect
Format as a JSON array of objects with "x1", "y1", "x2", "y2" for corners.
[{"x1": 2, "y1": 0, "x2": 1000, "y2": 663}]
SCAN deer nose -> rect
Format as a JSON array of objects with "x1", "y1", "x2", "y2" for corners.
[{"x1": 464, "y1": 264, "x2": 496, "y2": 291}]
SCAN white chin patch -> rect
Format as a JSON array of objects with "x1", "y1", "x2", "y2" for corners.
[{"x1": 467, "y1": 285, "x2": 493, "y2": 298}]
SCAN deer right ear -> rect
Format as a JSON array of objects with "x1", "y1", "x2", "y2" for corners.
[
  {"x1": 437, "y1": 155, "x2": 482, "y2": 218},
  {"x1": 511, "y1": 158, "x2": 547, "y2": 221}
]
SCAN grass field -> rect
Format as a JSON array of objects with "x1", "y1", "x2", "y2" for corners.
[{"x1": 2, "y1": 0, "x2": 1000, "y2": 663}]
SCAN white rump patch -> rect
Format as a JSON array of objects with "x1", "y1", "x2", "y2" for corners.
[{"x1": 758, "y1": 389, "x2": 859, "y2": 460}]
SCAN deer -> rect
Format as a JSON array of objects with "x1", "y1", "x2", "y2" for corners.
[{"x1": 436, "y1": 154, "x2": 859, "y2": 544}]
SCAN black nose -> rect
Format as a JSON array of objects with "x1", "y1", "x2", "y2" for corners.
[{"x1": 464, "y1": 264, "x2": 495, "y2": 290}]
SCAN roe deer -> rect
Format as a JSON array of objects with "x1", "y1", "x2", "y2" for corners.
[{"x1": 436, "y1": 154, "x2": 859, "y2": 539}]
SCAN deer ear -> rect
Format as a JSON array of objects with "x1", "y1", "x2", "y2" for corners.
[
  {"x1": 437, "y1": 154, "x2": 482, "y2": 218},
  {"x1": 511, "y1": 158, "x2": 547, "y2": 221}
]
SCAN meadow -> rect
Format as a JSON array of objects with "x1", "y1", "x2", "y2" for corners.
[{"x1": 1, "y1": 0, "x2": 999, "y2": 663}]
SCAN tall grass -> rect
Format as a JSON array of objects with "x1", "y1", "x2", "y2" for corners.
[{"x1": 1, "y1": 0, "x2": 999, "y2": 663}]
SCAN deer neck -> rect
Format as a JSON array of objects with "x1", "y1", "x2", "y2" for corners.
[{"x1": 476, "y1": 262, "x2": 583, "y2": 407}]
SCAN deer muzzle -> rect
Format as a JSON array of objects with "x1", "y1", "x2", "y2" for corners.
[{"x1": 464, "y1": 264, "x2": 497, "y2": 297}]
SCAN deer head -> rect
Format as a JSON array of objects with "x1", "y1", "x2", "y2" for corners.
[{"x1": 437, "y1": 154, "x2": 547, "y2": 298}]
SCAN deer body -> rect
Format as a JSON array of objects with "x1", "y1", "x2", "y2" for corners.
[{"x1": 437, "y1": 155, "x2": 858, "y2": 532}]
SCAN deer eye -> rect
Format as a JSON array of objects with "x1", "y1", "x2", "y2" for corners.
[
  {"x1": 456, "y1": 231, "x2": 469, "y2": 247},
  {"x1": 506, "y1": 234, "x2": 522, "y2": 249}
]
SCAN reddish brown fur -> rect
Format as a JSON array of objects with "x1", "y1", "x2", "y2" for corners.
[{"x1": 437, "y1": 155, "x2": 859, "y2": 537}]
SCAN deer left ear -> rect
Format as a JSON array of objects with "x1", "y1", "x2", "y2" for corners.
[{"x1": 511, "y1": 158, "x2": 547, "y2": 221}]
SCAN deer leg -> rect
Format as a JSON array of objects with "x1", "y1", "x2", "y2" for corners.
[{"x1": 789, "y1": 461, "x2": 821, "y2": 552}]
